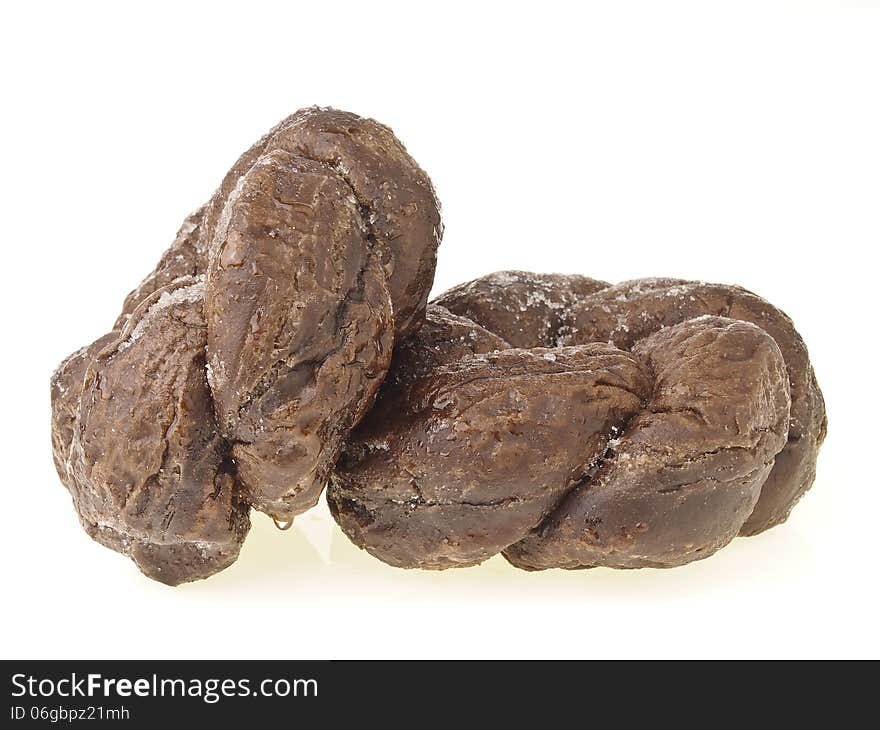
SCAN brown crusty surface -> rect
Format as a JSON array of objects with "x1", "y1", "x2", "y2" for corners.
[
  {"x1": 115, "y1": 206, "x2": 208, "y2": 328},
  {"x1": 506, "y1": 316, "x2": 790, "y2": 569},
  {"x1": 200, "y1": 107, "x2": 442, "y2": 339},
  {"x1": 52, "y1": 278, "x2": 250, "y2": 585},
  {"x1": 205, "y1": 150, "x2": 394, "y2": 519},
  {"x1": 434, "y1": 270, "x2": 609, "y2": 348},
  {"x1": 51, "y1": 107, "x2": 441, "y2": 583},
  {"x1": 385, "y1": 304, "x2": 509, "y2": 385},
  {"x1": 119, "y1": 107, "x2": 441, "y2": 338},
  {"x1": 558, "y1": 278, "x2": 826, "y2": 535},
  {"x1": 329, "y1": 271, "x2": 822, "y2": 571},
  {"x1": 116, "y1": 107, "x2": 440, "y2": 520},
  {"x1": 330, "y1": 322, "x2": 650, "y2": 569},
  {"x1": 433, "y1": 272, "x2": 826, "y2": 536}
]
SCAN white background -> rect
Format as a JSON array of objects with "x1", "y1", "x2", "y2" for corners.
[{"x1": 1, "y1": 1, "x2": 877, "y2": 659}]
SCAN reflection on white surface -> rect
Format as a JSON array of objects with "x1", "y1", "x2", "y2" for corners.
[{"x1": 191, "y1": 498, "x2": 818, "y2": 604}]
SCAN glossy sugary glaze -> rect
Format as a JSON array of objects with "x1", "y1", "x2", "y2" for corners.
[
  {"x1": 50, "y1": 110, "x2": 825, "y2": 585},
  {"x1": 329, "y1": 272, "x2": 826, "y2": 570},
  {"x1": 50, "y1": 108, "x2": 441, "y2": 584}
]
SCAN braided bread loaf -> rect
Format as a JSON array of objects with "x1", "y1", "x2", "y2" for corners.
[
  {"x1": 328, "y1": 272, "x2": 826, "y2": 570},
  {"x1": 50, "y1": 108, "x2": 441, "y2": 584},
  {"x1": 50, "y1": 110, "x2": 826, "y2": 584}
]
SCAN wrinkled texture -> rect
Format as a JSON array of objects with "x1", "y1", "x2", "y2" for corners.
[
  {"x1": 506, "y1": 317, "x2": 790, "y2": 569},
  {"x1": 387, "y1": 304, "x2": 509, "y2": 384},
  {"x1": 329, "y1": 272, "x2": 824, "y2": 571},
  {"x1": 559, "y1": 278, "x2": 826, "y2": 534},
  {"x1": 51, "y1": 107, "x2": 440, "y2": 583},
  {"x1": 205, "y1": 150, "x2": 393, "y2": 518},
  {"x1": 435, "y1": 272, "x2": 826, "y2": 536},
  {"x1": 122, "y1": 108, "x2": 441, "y2": 338},
  {"x1": 52, "y1": 279, "x2": 250, "y2": 585},
  {"x1": 50, "y1": 104, "x2": 825, "y2": 583},
  {"x1": 330, "y1": 328, "x2": 650, "y2": 568},
  {"x1": 119, "y1": 107, "x2": 439, "y2": 520},
  {"x1": 200, "y1": 107, "x2": 442, "y2": 338},
  {"x1": 435, "y1": 270, "x2": 608, "y2": 348},
  {"x1": 116, "y1": 206, "x2": 208, "y2": 328}
]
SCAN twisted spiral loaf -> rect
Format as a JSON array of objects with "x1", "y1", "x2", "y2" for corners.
[
  {"x1": 328, "y1": 272, "x2": 826, "y2": 570},
  {"x1": 50, "y1": 110, "x2": 825, "y2": 585},
  {"x1": 50, "y1": 108, "x2": 441, "y2": 584}
]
